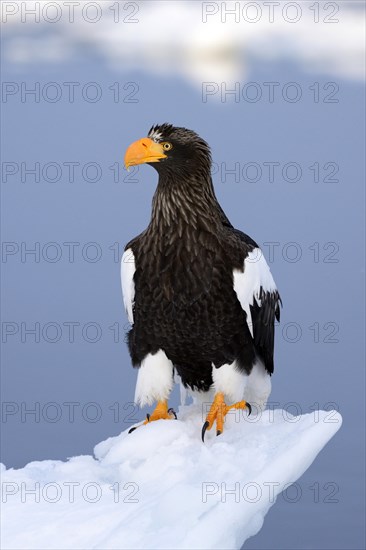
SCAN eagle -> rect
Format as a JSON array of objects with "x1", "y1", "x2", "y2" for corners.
[{"x1": 122, "y1": 124, "x2": 281, "y2": 440}]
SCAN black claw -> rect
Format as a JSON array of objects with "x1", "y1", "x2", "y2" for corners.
[
  {"x1": 168, "y1": 408, "x2": 177, "y2": 419},
  {"x1": 247, "y1": 402, "x2": 252, "y2": 416},
  {"x1": 128, "y1": 426, "x2": 138, "y2": 434},
  {"x1": 202, "y1": 421, "x2": 210, "y2": 442},
  {"x1": 146, "y1": 413, "x2": 150, "y2": 422},
  {"x1": 216, "y1": 430, "x2": 222, "y2": 436}
]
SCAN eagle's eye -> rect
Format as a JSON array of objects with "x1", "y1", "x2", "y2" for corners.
[{"x1": 162, "y1": 142, "x2": 173, "y2": 151}]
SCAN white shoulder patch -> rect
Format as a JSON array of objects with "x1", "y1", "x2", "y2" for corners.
[
  {"x1": 121, "y1": 248, "x2": 135, "y2": 324},
  {"x1": 233, "y1": 248, "x2": 277, "y2": 338}
]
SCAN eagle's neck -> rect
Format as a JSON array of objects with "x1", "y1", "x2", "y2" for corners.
[{"x1": 148, "y1": 170, "x2": 222, "y2": 234}]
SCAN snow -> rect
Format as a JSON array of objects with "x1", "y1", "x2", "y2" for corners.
[
  {"x1": 1, "y1": 405, "x2": 342, "y2": 550},
  {"x1": 2, "y1": 2, "x2": 364, "y2": 84}
]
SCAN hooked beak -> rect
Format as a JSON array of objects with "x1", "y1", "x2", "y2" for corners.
[{"x1": 124, "y1": 137, "x2": 167, "y2": 169}]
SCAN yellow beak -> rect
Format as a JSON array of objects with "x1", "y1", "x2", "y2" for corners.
[{"x1": 124, "y1": 137, "x2": 167, "y2": 169}]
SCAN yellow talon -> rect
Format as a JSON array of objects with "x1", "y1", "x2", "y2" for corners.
[
  {"x1": 142, "y1": 400, "x2": 176, "y2": 424},
  {"x1": 202, "y1": 392, "x2": 251, "y2": 441},
  {"x1": 129, "y1": 400, "x2": 177, "y2": 433}
]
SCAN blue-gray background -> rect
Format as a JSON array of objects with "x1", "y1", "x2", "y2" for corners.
[{"x1": 1, "y1": 2, "x2": 365, "y2": 549}]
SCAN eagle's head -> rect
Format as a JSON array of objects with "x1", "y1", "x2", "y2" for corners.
[{"x1": 124, "y1": 123, "x2": 211, "y2": 176}]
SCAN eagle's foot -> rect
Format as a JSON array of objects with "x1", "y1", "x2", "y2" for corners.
[
  {"x1": 128, "y1": 400, "x2": 177, "y2": 433},
  {"x1": 143, "y1": 400, "x2": 177, "y2": 425},
  {"x1": 202, "y1": 392, "x2": 251, "y2": 442}
]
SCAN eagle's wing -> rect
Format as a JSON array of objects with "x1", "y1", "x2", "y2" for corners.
[
  {"x1": 233, "y1": 246, "x2": 281, "y2": 374},
  {"x1": 121, "y1": 248, "x2": 136, "y2": 324}
]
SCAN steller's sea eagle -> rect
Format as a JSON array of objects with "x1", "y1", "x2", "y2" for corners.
[{"x1": 122, "y1": 124, "x2": 281, "y2": 440}]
